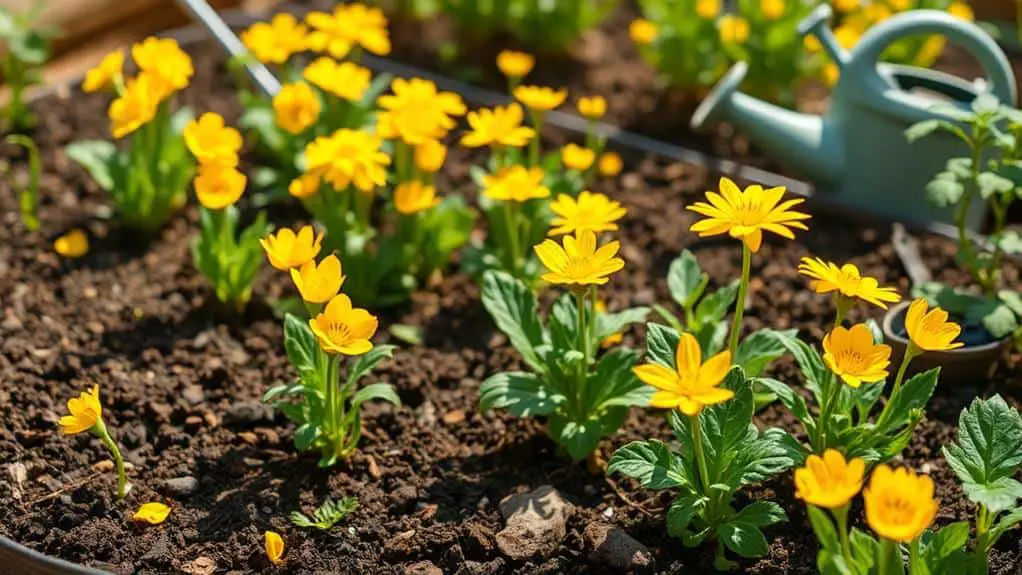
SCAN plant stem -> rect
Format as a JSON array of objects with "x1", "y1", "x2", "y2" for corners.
[
  {"x1": 908, "y1": 538, "x2": 921, "y2": 574},
  {"x1": 576, "y1": 289, "x2": 589, "y2": 415},
  {"x1": 727, "y1": 243, "x2": 752, "y2": 357},
  {"x1": 95, "y1": 421, "x2": 127, "y2": 499},
  {"x1": 976, "y1": 503, "x2": 991, "y2": 572},
  {"x1": 876, "y1": 343, "x2": 917, "y2": 426},
  {"x1": 816, "y1": 373, "x2": 842, "y2": 451},
  {"x1": 832, "y1": 505, "x2": 853, "y2": 566},
  {"x1": 529, "y1": 110, "x2": 543, "y2": 168},
  {"x1": 503, "y1": 201, "x2": 521, "y2": 276},
  {"x1": 879, "y1": 537, "x2": 902, "y2": 575},
  {"x1": 690, "y1": 413, "x2": 712, "y2": 498},
  {"x1": 588, "y1": 286, "x2": 598, "y2": 353}
]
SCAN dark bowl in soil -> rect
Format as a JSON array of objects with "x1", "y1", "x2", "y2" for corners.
[
  {"x1": 882, "y1": 300, "x2": 1011, "y2": 387},
  {"x1": 0, "y1": 534, "x2": 106, "y2": 575}
]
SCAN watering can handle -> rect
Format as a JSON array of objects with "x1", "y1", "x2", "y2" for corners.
[{"x1": 848, "y1": 10, "x2": 1017, "y2": 106}]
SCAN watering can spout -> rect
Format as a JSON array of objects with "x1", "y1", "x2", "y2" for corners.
[{"x1": 691, "y1": 62, "x2": 844, "y2": 186}]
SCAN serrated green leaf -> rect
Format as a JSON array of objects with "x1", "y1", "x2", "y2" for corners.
[
  {"x1": 977, "y1": 171, "x2": 1015, "y2": 199},
  {"x1": 607, "y1": 440, "x2": 689, "y2": 489},
  {"x1": 943, "y1": 395, "x2": 1022, "y2": 513},
  {"x1": 481, "y1": 271, "x2": 546, "y2": 371},
  {"x1": 874, "y1": 368, "x2": 938, "y2": 435},
  {"x1": 646, "y1": 322, "x2": 680, "y2": 368},
  {"x1": 926, "y1": 177, "x2": 965, "y2": 207},
  {"x1": 982, "y1": 303, "x2": 1019, "y2": 339},
  {"x1": 717, "y1": 521, "x2": 769, "y2": 558},
  {"x1": 666, "y1": 494, "x2": 708, "y2": 541},
  {"x1": 284, "y1": 313, "x2": 320, "y2": 380},
  {"x1": 479, "y1": 371, "x2": 564, "y2": 417},
  {"x1": 694, "y1": 279, "x2": 739, "y2": 324},
  {"x1": 732, "y1": 500, "x2": 786, "y2": 527},
  {"x1": 735, "y1": 328, "x2": 796, "y2": 377}
]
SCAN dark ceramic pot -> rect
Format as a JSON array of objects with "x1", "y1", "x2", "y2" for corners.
[{"x1": 0, "y1": 535, "x2": 109, "y2": 575}]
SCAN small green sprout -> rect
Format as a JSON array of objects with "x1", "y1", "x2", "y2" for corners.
[
  {"x1": 5, "y1": 134, "x2": 41, "y2": 231},
  {"x1": 289, "y1": 497, "x2": 358, "y2": 530}
]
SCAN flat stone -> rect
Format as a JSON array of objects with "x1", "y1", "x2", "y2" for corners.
[
  {"x1": 495, "y1": 485, "x2": 571, "y2": 560},
  {"x1": 160, "y1": 476, "x2": 200, "y2": 497},
  {"x1": 584, "y1": 521, "x2": 654, "y2": 572},
  {"x1": 403, "y1": 560, "x2": 442, "y2": 575},
  {"x1": 224, "y1": 401, "x2": 273, "y2": 425}
]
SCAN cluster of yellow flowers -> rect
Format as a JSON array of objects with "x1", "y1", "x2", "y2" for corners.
[{"x1": 183, "y1": 113, "x2": 246, "y2": 210}]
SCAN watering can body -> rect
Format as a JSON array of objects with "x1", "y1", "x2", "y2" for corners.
[{"x1": 692, "y1": 7, "x2": 1018, "y2": 231}]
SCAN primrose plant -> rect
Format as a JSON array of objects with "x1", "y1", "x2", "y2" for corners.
[
  {"x1": 0, "y1": 1, "x2": 54, "y2": 132},
  {"x1": 907, "y1": 94, "x2": 1022, "y2": 348},
  {"x1": 67, "y1": 39, "x2": 196, "y2": 233},
  {"x1": 262, "y1": 225, "x2": 400, "y2": 467}
]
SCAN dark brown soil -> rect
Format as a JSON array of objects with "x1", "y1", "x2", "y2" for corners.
[{"x1": 1, "y1": 39, "x2": 1021, "y2": 575}]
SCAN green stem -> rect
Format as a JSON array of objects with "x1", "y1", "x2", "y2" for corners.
[
  {"x1": 690, "y1": 413, "x2": 711, "y2": 496},
  {"x1": 95, "y1": 421, "x2": 127, "y2": 499},
  {"x1": 588, "y1": 286, "x2": 598, "y2": 353},
  {"x1": 816, "y1": 372, "x2": 842, "y2": 451},
  {"x1": 879, "y1": 538, "x2": 902, "y2": 575},
  {"x1": 503, "y1": 201, "x2": 522, "y2": 276},
  {"x1": 876, "y1": 344, "x2": 917, "y2": 426},
  {"x1": 975, "y1": 504, "x2": 991, "y2": 571},
  {"x1": 833, "y1": 505, "x2": 853, "y2": 566},
  {"x1": 529, "y1": 110, "x2": 544, "y2": 167},
  {"x1": 728, "y1": 243, "x2": 752, "y2": 357},
  {"x1": 576, "y1": 289, "x2": 589, "y2": 416}
]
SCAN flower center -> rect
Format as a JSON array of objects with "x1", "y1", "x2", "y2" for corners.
[
  {"x1": 837, "y1": 348, "x2": 867, "y2": 371},
  {"x1": 327, "y1": 321, "x2": 352, "y2": 343}
]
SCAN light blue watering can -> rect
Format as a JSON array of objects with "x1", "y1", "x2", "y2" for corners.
[{"x1": 692, "y1": 5, "x2": 1017, "y2": 230}]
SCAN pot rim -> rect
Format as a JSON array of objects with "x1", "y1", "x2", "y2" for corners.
[
  {"x1": 0, "y1": 534, "x2": 110, "y2": 575},
  {"x1": 881, "y1": 300, "x2": 1008, "y2": 353}
]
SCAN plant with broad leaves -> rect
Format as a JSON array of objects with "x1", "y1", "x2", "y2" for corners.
[
  {"x1": 906, "y1": 94, "x2": 1022, "y2": 346},
  {"x1": 0, "y1": 1, "x2": 54, "y2": 132},
  {"x1": 289, "y1": 496, "x2": 358, "y2": 530},
  {"x1": 943, "y1": 395, "x2": 1022, "y2": 573},
  {"x1": 478, "y1": 270, "x2": 649, "y2": 462},
  {"x1": 609, "y1": 359, "x2": 796, "y2": 571}
]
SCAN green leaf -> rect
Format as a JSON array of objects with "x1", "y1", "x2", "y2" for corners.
[
  {"x1": 694, "y1": 279, "x2": 739, "y2": 324},
  {"x1": 65, "y1": 140, "x2": 119, "y2": 191},
  {"x1": 350, "y1": 382, "x2": 400, "y2": 409},
  {"x1": 735, "y1": 328, "x2": 796, "y2": 377},
  {"x1": 754, "y1": 377, "x2": 813, "y2": 430},
  {"x1": 388, "y1": 324, "x2": 423, "y2": 346},
  {"x1": 608, "y1": 440, "x2": 689, "y2": 489},
  {"x1": 807, "y1": 506, "x2": 841, "y2": 551},
  {"x1": 998, "y1": 232, "x2": 1022, "y2": 256},
  {"x1": 972, "y1": 93, "x2": 1001, "y2": 115},
  {"x1": 481, "y1": 271, "x2": 546, "y2": 371},
  {"x1": 874, "y1": 368, "x2": 938, "y2": 435},
  {"x1": 962, "y1": 478, "x2": 1022, "y2": 515},
  {"x1": 284, "y1": 314, "x2": 320, "y2": 380},
  {"x1": 905, "y1": 119, "x2": 941, "y2": 142},
  {"x1": 596, "y1": 307, "x2": 649, "y2": 341},
  {"x1": 646, "y1": 322, "x2": 680, "y2": 368},
  {"x1": 732, "y1": 501, "x2": 786, "y2": 527},
  {"x1": 348, "y1": 345, "x2": 397, "y2": 384},
  {"x1": 925, "y1": 521, "x2": 969, "y2": 560},
  {"x1": 769, "y1": 329, "x2": 827, "y2": 397},
  {"x1": 667, "y1": 250, "x2": 708, "y2": 308},
  {"x1": 926, "y1": 176, "x2": 965, "y2": 207},
  {"x1": 717, "y1": 521, "x2": 769, "y2": 558},
  {"x1": 589, "y1": 348, "x2": 648, "y2": 408},
  {"x1": 981, "y1": 303, "x2": 1019, "y2": 339},
  {"x1": 977, "y1": 171, "x2": 1015, "y2": 199},
  {"x1": 943, "y1": 395, "x2": 1022, "y2": 512},
  {"x1": 290, "y1": 496, "x2": 358, "y2": 530},
  {"x1": 989, "y1": 507, "x2": 1022, "y2": 543},
  {"x1": 548, "y1": 294, "x2": 580, "y2": 351},
  {"x1": 549, "y1": 414, "x2": 612, "y2": 461},
  {"x1": 294, "y1": 424, "x2": 321, "y2": 451},
  {"x1": 479, "y1": 372, "x2": 563, "y2": 417},
  {"x1": 999, "y1": 290, "x2": 1022, "y2": 316},
  {"x1": 666, "y1": 494, "x2": 709, "y2": 541}
]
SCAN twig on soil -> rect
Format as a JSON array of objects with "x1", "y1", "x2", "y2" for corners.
[
  {"x1": 605, "y1": 476, "x2": 662, "y2": 518},
  {"x1": 22, "y1": 470, "x2": 104, "y2": 508}
]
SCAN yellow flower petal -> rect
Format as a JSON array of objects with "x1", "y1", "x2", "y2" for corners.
[{"x1": 133, "y1": 502, "x2": 172, "y2": 525}]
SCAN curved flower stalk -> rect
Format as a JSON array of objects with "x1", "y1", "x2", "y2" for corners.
[
  {"x1": 479, "y1": 230, "x2": 649, "y2": 462},
  {"x1": 59, "y1": 385, "x2": 129, "y2": 499},
  {"x1": 610, "y1": 331, "x2": 795, "y2": 570},
  {"x1": 261, "y1": 237, "x2": 399, "y2": 467},
  {"x1": 67, "y1": 38, "x2": 196, "y2": 233}
]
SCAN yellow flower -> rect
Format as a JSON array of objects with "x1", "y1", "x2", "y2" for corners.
[
  {"x1": 794, "y1": 449, "x2": 865, "y2": 509},
  {"x1": 289, "y1": 173, "x2": 321, "y2": 200},
  {"x1": 688, "y1": 177, "x2": 811, "y2": 252},
  {"x1": 633, "y1": 332, "x2": 733, "y2": 415},
  {"x1": 304, "y1": 129, "x2": 391, "y2": 193},
  {"x1": 291, "y1": 255, "x2": 344, "y2": 304},
  {"x1": 834, "y1": 25, "x2": 861, "y2": 50},
  {"x1": 483, "y1": 165, "x2": 550, "y2": 202},
  {"x1": 798, "y1": 257, "x2": 901, "y2": 309},
  {"x1": 184, "y1": 113, "x2": 243, "y2": 168},
  {"x1": 108, "y1": 74, "x2": 159, "y2": 139},
  {"x1": 863, "y1": 3, "x2": 892, "y2": 23},
  {"x1": 131, "y1": 37, "x2": 193, "y2": 98},
  {"x1": 306, "y1": 3, "x2": 391, "y2": 59},
  {"x1": 596, "y1": 300, "x2": 623, "y2": 347},
  {"x1": 54, "y1": 229, "x2": 89, "y2": 259},
  {"x1": 394, "y1": 181, "x2": 440, "y2": 215},
  {"x1": 549, "y1": 191, "x2": 626, "y2": 236},
  {"x1": 823, "y1": 62, "x2": 841, "y2": 87},
  {"x1": 823, "y1": 324, "x2": 892, "y2": 388},
  {"x1": 414, "y1": 140, "x2": 447, "y2": 173},
  {"x1": 761, "y1": 0, "x2": 785, "y2": 20},
  {"x1": 265, "y1": 531, "x2": 285, "y2": 565},
  {"x1": 260, "y1": 225, "x2": 323, "y2": 270},
  {"x1": 864, "y1": 465, "x2": 938, "y2": 543},
  {"x1": 719, "y1": 15, "x2": 750, "y2": 44},
  {"x1": 577, "y1": 96, "x2": 607, "y2": 120},
  {"x1": 696, "y1": 0, "x2": 720, "y2": 19},
  {"x1": 241, "y1": 13, "x2": 308, "y2": 64},
  {"x1": 905, "y1": 298, "x2": 963, "y2": 352},
  {"x1": 804, "y1": 34, "x2": 822, "y2": 53},
  {"x1": 194, "y1": 165, "x2": 246, "y2": 211},
  {"x1": 497, "y1": 50, "x2": 535, "y2": 78},
  {"x1": 309, "y1": 293, "x2": 379, "y2": 355},
  {"x1": 59, "y1": 385, "x2": 102, "y2": 434},
  {"x1": 303, "y1": 58, "x2": 371, "y2": 102},
  {"x1": 133, "y1": 502, "x2": 171, "y2": 525},
  {"x1": 888, "y1": 0, "x2": 910, "y2": 11},
  {"x1": 513, "y1": 85, "x2": 567, "y2": 112},
  {"x1": 461, "y1": 103, "x2": 536, "y2": 148},
  {"x1": 598, "y1": 152, "x2": 623, "y2": 177},
  {"x1": 534, "y1": 229, "x2": 624, "y2": 288},
  {"x1": 561, "y1": 144, "x2": 596, "y2": 171},
  {"x1": 833, "y1": 0, "x2": 859, "y2": 12},
  {"x1": 377, "y1": 78, "x2": 466, "y2": 145},
  {"x1": 629, "y1": 19, "x2": 658, "y2": 45},
  {"x1": 274, "y1": 82, "x2": 321, "y2": 135},
  {"x1": 83, "y1": 50, "x2": 124, "y2": 93},
  {"x1": 948, "y1": 2, "x2": 973, "y2": 20}
]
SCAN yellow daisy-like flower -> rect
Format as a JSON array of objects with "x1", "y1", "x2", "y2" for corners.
[
  {"x1": 696, "y1": 0, "x2": 720, "y2": 19},
  {"x1": 394, "y1": 181, "x2": 440, "y2": 215},
  {"x1": 265, "y1": 531, "x2": 285, "y2": 565},
  {"x1": 131, "y1": 37, "x2": 193, "y2": 99},
  {"x1": 561, "y1": 143, "x2": 596, "y2": 171},
  {"x1": 761, "y1": 0, "x2": 786, "y2": 20},
  {"x1": 497, "y1": 50, "x2": 535, "y2": 78},
  {"x1": 183, "y1": 112, "x2": 243, "y2": 168},
  {"x1": 54, "y1": 229, "x2": 89, "y2": 259},
  {"x1": 59, "y1": 384, "x2": 102, "y2": 435},
  {"x1": 688, "y1": 177, "x2": 810, "y2": 252},
  {"x1": 483, "y1": 165, "x2": 550, "y2": 203},
  {"x1": 377, "y1": 77, "x2": 466, "y2": 145},
  {"x1": 309, "y1": 293, "x2": 379, "y2": 355},
  {"x1": 133, "y1": 502, "x2": 171, "y2": 525},
  {"x1": 414, "y1": 140, "x2": 447, "y2": 174},
  {"x1": 629, "y1": 19, "x2": 658, "y2": 45},
  {"x1": 834, "y1": 25, "x2": 862, "y2": 50},
  {"x1": 260, "y1": 225, "x2": 323, "y2": 271},
  {"x1": 274, "y1": 82, "x2": 321, "y2": 135},
  {"x1": 798, "y1": 257, "x2": 901, "y2": 310},
  {"x1": 460, "y1": 103, "x2": 536, "y2": 148},
  {"x1": 834, "y1": 0, "x2": 859, "y2": 12},
  {"x1": 108, "y1": 74, "x2": 159, "y2": 139},
  {"x1": 577, "y1": 96, "x2": 607, "y2": 120},
  {"x1": 291, "y1": 255, "x2": 344, "y2": 304},
  {"x1": 904, "y1": 298, "x2": 963, "y2": 352},
  {"x1": 304, "y1": 129, "x2": 391, "y2": 193},
  {"x1": 194, "y1": 165, "x2": 246, "y2": 211},
  {"x1": 303, "y1": 58, "x2": 372, "y2": 102},
  {"x1": 822, "y1": 324, "x2": 892, "y2": 388},
  {"x1": 719, "y1": 15, "x2": 750, "y2": 44},
  {"x1": 864, "y1": 465, "x2": 938, "y2": 543},
  {"x1": 548, "y1": 191, "x2": 626, "y2": 236},
  {"x1": 241, "y1": 13, "x2": 308, "y2": 65},
  {"x1": 513, "y1": 85, "x2": 567, "y2": 112},
  {"x1": 948, "y1": 2, "x2": 974, "y2": 21},
  {"x1": 82, "y1": 50, "x2": 124, "y2": 93},
  {"x1": 794, "y1": 449, "x2": 865, "y2": 510},
  {"x1": 534, "y1": 229, "x2": 625, "y2": 288},
  {"x1": 289, "y1": 173, "x2": 321, "y2": 200},
  {"x1": 306, "y1": 3, "x2": 391, "y2": 59},
  {"x1": 633, "y1": 332, "x2": 733, "y2": 415},
  {"x1": 598, "y1": 152, "x2": 623, "y2": 177}
]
